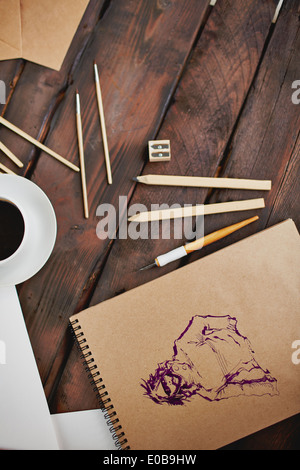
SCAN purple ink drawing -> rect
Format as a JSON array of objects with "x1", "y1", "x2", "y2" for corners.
[{"x1": 141, "y1": 315, "x2": 278, "y2": 405}]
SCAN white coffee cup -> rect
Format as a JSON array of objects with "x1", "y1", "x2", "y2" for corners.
[
  {"x1": 0, "y1": 174, "x2": 57, "y2": 286},
  {"x1": 0, "y1": 174, "x2": 59, "y2": 450}
]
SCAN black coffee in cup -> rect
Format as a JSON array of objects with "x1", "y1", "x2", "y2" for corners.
[{"x1": 0, "y1": 200, "x2": 25, "y2": 261}]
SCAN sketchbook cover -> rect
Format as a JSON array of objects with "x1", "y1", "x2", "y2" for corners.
[
  {"x1": 0, "y1": 0, "x2": 89, "y2": 70},
  {"x1": 70, "y1": 219, "x2": 300, "y2": 450}
]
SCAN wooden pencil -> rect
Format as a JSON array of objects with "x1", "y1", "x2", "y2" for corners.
[
  {"x1": 0, "y1": 162, "x2": 17, "y2": 175},
  {"x1": 76, "y1": 91, "x2": 89, "y2": 219},
  {"x1": 0, "y1": 141, "x2": 24, "y2": 168},
  {"x1": 94, "y1": 61, "x2": 112, "y2": 184},
  {"x1": 133, "y1": 174, "x2": 271, "y2": 191},
  {"x1": 0, "y1": 116, "x2": 79, "y2": 172},
  {"x1": 128, "y1": 198, "x2": 265, "y2": 222},
  {"x1": 272, "y1": 0, "x2": 284, "y2": 23}
]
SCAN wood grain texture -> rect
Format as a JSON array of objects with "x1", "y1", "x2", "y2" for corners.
[
  {"x1": 86, "y1": 0, "x2": 277, "y2": 304},
  {"x1": 189, "y1": 0, "x2": 300, "y2": 258},
  {"x1": 0, "y1": 0, "x2": 299, "y2": 449},
  {"x1": 52, "y1": 0, "x2": 278, "y2": 415},
  {"x1": 15, "y1": 0, "x2": 212, "y2": 405},
  {"x1": 0, "y1": 60, "x2": 25, "y2": 117}
]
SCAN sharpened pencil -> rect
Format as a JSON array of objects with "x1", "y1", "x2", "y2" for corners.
[
  {"x1": 133, "y1": 174, "x2": 271, "y2": 191},
  {"x1": 76, "y1": 90, "x2": 89, "y2": 219},
  {"x1": 128, "y1": 198, "x2": 265, "y2": 223},
  {"x1": 94, "y1": 61, "x2": 112, "y2": 184}
]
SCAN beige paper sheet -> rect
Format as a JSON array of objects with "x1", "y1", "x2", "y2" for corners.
[
  {"x1": 0, "y1": 0, "x2": 89, "y2": 70},
  {"x1": 71, "y1": 219, "x2": 300, "y2": 450}
]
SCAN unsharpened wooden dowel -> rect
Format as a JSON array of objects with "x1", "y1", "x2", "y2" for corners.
[
  {"x1": 0, "y1": 116, "x2": 79, "y2": 172},
  {"x1": 134, "y1": 174, "x2": 272, "y2": 191},
  {"x1": 128, "y1": 198, "x2": 265, "y2": 222},
  {"x1": 94, "y1": 62, "x2": 112, "y2": 184},
  {"x1": 0, "y1": 162, "x2": 16, "y2": 175},
  {"x1": 0, "y1": 141, "x2": 23, "y2": 168},
  {"x1": 76, "y1": 91, "x2": 89, "y2": 219}
]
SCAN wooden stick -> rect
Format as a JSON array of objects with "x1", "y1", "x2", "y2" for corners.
[
  {"x1": 0, "y1": 162, "x2": 17, "y2": 175},
  {"x1": 0, "y1": 141, "x2": 24, "y2": 168},
  {"x1": 128, "y1": 198, "x2": 265, "y2": 222},
  {"x1": 134, "y1": 174, "x2": 271, "y2": 191},
  {"x1": 94, "y1": 62, "x2": 112, "y2": 184},
  {"x1": 272, "y1": 0, "x2": 284, "y2": 23},
  {"x1": 76, "y1": 91, "x2": 89, "y2": 219},
  {"x1": 185, "y1": 215, "x2": 259, "y2": 253},
  {"x1": 0, "y1": 116, "x2": 79, "y2": 172}
]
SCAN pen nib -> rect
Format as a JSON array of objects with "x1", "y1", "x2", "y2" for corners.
[{"x1": 139, "y1": 262, "x2": 157, "y2": 271}]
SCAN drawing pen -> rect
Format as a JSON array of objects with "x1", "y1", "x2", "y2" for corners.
[{"x1": 139, "y1": 215, "x2": 259, "y2": 270}]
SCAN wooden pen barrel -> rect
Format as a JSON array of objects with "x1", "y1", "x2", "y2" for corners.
[{"x1": 184, "y1": 216, "x2": 259, "y2": 253}]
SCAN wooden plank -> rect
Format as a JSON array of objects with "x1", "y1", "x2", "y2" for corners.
[
  {"x1": 16, "y1": 0, "x2": 212, "y2": 406},
  {"x1": 222, "y1": 413, "x2": 300, "y2": 450},
  {"x1": 267, "y1": 132, "x2": 300, "y2": 229},
  {"x1": 52, "y1": 0, "x2": 278, "y2": 414},
  {"x1": 0, "y1": 60, "x2": 25, "y2": 117},
  {"x1": 190, "y1": 0, "x2": 300, "y2": 259}
]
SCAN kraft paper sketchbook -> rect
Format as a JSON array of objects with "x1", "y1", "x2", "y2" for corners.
[
  {"x1": 70, "y1": 219, "x2": 300, "y2": 450},
  {"x1": 0, "y1": 0, "x2": 89, "y2": 70}
]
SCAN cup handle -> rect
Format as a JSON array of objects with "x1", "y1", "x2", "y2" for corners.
[{"x1": 0, "y1": 285, "x2": 58, "y2": 449}]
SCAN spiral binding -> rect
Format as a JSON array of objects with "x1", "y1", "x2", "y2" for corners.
[{"x1": 70, "y1": 318, "x2": 130, "y2": 450}]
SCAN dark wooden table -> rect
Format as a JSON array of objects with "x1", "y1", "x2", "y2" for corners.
[{"x1": 0, "y1": 0, "x2": 299, "y2": 450}]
